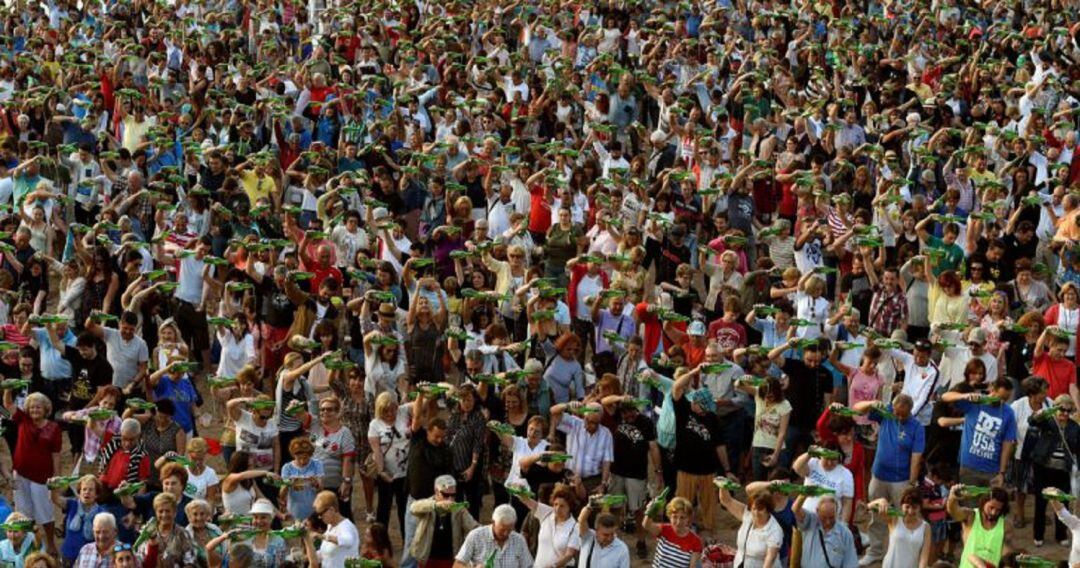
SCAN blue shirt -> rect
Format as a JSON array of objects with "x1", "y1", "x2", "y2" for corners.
[
  {"x1": 282, "y1": 458, "x2": 324, "y2": 521},
  {"x1": 870, "y1": 406, "x2": 926, "y2": 482},
  {"x1": 33, "y1": 327, "x2": 76, "y2": 380},
  {"x1": 955, "y1": 400, "x2": 1017, "y2": 474},
  {"x1": 154, "y1": 375, "x2": 198, "y2": 432},
  {"x1": 61, "y1": 498, "x2": 102, "y2": 560}
]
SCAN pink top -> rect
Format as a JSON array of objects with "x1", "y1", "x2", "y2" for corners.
[{"x1": 847, "y1": 370, "x2": 884, "y2": 426}]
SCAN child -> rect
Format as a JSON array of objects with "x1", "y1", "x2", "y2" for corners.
[
  {"x1": 280, "y1": 437, "x2": 323, "y2": 522},
  {"x1": 0, "y1": 511, "x2": 37, "y2": 567},
  {"x1": 359, "y1": 523, "x2": 396, "y2": 567},
  {"x1": 921, "y1": 464, "x2": 953, "y2": 564}
]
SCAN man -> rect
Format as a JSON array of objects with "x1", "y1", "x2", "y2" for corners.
[
  {"x1": 550, "y1": 401, "x2": 614, "y2": 494},
  {"x1": 769, "y1": 338, "x2": 833, "y2": 462},
  {"x1": 33, "y1": 318, "x2": 76, "y2": 406},
  {"x1": 97, "y1": 419, "x2": 150, "y2": 490},
  {"x1": 669, "y1": 363, "x2": 728, "y2": 537},
  {"x1": 576, "y1": 502, "x2": 630, "y2": 567},
  {"x1": 516, "y1": 359, "x2": 552, "y2": 419},
  {"x1": 793, "y1": 493, "x2": 858, "y2": 568},
  {"x1": 607, "y1": 395, "x2": 660, "y2": 558},
  {"x1": 853, "y1": 395, "x2": 925, "y2": 565},
  {"x1": 74, "y1": 512, "x2": 119, "y2": 568},
  {"x1": 168, "y1": 235, "x2": 213, "y2": 373},
  {"x1": 864, "y1": 262, "x2": 909, "y2": 337},
  {"x1": 65, "y1": 332, "x2": 114, "y2": 457},
  {"x1": 454, "y1": 504, "x2": 532, "y2": 568},
  {"x1": 947, "y1": 484, "x2": 1010, "y2": 568},
  {"x1": 590, "y1": 288, "x2": 633, "y2": 376},
  {"x1": 85, "y1": 311, "x2": 148, "y2": 393},
  {"x1": 409, "y1": 475, "x2": 479, "y2": 567},
  {"x1": 403, "y1": 414, "x2": 453, "y2": 568},
  {"x1": 643, "y1": 224, "x2": 691, "y2": 287},
  {"x1": 314, "y1": 490, "x2": 360, "y2": 567},
  {"x1": 887, "y1": 339, "x2": 941, "y2": 426},
  {"x1": 916, "y1": 217, "x2": 965, "y2": 275},
  {"x1": 941, "y1": 378, "x2": 1017, "y2": 487}
]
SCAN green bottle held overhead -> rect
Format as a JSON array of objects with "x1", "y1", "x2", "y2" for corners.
[
  {"x1": 46, "y1": 475, "x2": 82, "y2": 490},
  {"x1": 1041, "y1": 488, "x2": 1075, "y2": 503},
  {"x1": 646, "y1": 487, "x2": 670, "y2": 518},
  {"x1": 248, "y1": 400, "x2": 276, "y2": 411},
  {"x1": 88, "y1": 408, "x2": 117, "y2": 421},
  {"x1": 701, "y1": 363, "x2": 733, "y2": 374},
  {"x1": 808, "y1": 446, "x2": 842, "y2": 460},
  {"x1": 487, "y1": 421, "x2": 515, "y2": 437},
  {"x1": 538, "y1": 452, "x2": 573, "y2": 464},
  {"x1": 0, "y1": 520, "x2": 33, "y2": 532},
  {"x1": 126, "y1": 398, "x2": 157, "y2": 411},
  {"x1": 1016, "y1": 555, "x2": 1058, "y2": 568},
  {"x1": 344, "y1": 559, "x2": 383, "y2": 568},
  {"x1": 114, "y1": 482, "x2": 146, "y2": 497},
  {"x1": 270, "y1": 526, "x2": 305, "y2": 539},
  {"x1": 0, "y1": 378, "x2": 30, "y2": 390},
  {"x1": 504, "y1": 483, "x2": 535, "y2": 500},
  {"x1": 960, "y1": 485, "x2": 992, "y2": 498},
  {"x1": 208, "y1": 376, "x2": 237, "y2": 388},
  {"x1": 216, "y1": 515, "x2": 254, "y2": 528},
  {"x1": 714, "y1": 477, "x2": 742, "y2": 493},
  {"x1": 169, "y1": 455, "x2": 195, "y2": 468},
  {"x1": 831, "y1": 407, "x2": 860, "y2": 418},
  {"x1": 591, "y1": 494, "x2": 628, "y2": 508}
]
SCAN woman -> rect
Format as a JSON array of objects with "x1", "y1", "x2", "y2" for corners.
[
  {"x1": 77, "y1": 245, "x2": 119, "y2": 321},
  {"x1": 1001, "y1": 311, "x2": 1044, "y2": 382},
  {"x1": 487, "y1": 386, "x2": 531, "y2": 505},
  {"x1": 924, "y1": 262, "x2": 967, "y2": 326},
  {"x1": 1043, "y1": 282, "x2": 1080, "y2": 367},
  {"x1": 514, "y1": 485, "x2": 581, "y2": 568},
  {"x1": 703, "y1": 250, "x2": 745, "y2": 316},
  {"x1": 215, "y1": 317, "x2": 256, "y2": 382},
  {"x1": 739, "y1": 376, "x2": 791, "y2": 481},
  {"x1": 368, "y1": 391, "x2": 412, "y2": 535},
  {"x1": 330, "y1": 364, "x2": 375, "y2": 522},
  {"x1": 135, "y1": 493, "x2": 199, "y2": 566},
  {"x1": 359, "y1": 523, "x2": 396, "y2": 568},
  {"x1": 206, "y1": 498, "x2": 287, "y2": 567},
  {"x1": 364, "y1": 329, "x2": 407, "y2": 404},
  {"x1": 718, "y1": 488, "x2": 783, "y2": 568},
  {"x1": 830, "y1": 347, "x2": 885, "y2": 443},
  {"x1": 642, "y1": 496, "x2": 702, "y2": 567},
  {"x1": 309, "y1": 395, "x2": 356, "y2": 519},
  {"x1": 481, "y1": 244, "x2": 529, "y2": 339},
  {"x1": 978, "y1": 292, "x2": 1011, "y2": 356},
  {"x1": 225, "y1": 393, "x2": 280, "y2": 476},
  {"x1": 219, "y1": 451, "x2": 272, "y2": 517},
  {"x1": 51, "y1": 258, "x2": 86, "y2": 320},
  {"x1": 61, "y1": 385, "x2": 122, "y2": 473},
  {"x1": 54, "y1": 475, "x2": 104, "y2": 566},
  {"x1": 305, "y1": 321, "x2": 339, "y2": 400},
  {"x1": 19, "y1": 255, "x2": 48, "y2": 316},
  {"x1": 281, "y1": 437, "x2": 323, "y2": 522},
  {"x1": 0, "y1": 511, "x2": 37, "y2": 568},
  {"x1": 1008, "y1": 377, "x2": 1050, "y2": 529},
  {"x1": 184, "y1": 499, "x2": 221, "y2": 565},
  {"x1": 1010, "y1": 258, "x2": 1053, "y2": 314},
  {"x1": 3, "y1": 390, "x2": 61, "y2": 556},
  {"x1": 169, "y1": 438, "x2": 220, "y2": 505},
  {"x1": 544, "y1": 207, "x2": 582, "y2": 285},
  {"x1": 152, "y1": 320, "x2": 189, "y2": 372},
  {"x1": 405, "y1": 292, "x2": 447, "y2": 387},
  {"x1": 129, "y1": 399, "x2": 186, "y2": 490},
  {"x1": 868, "y1": 489, "x2": 931, "y2": 568},
  {"x1": 446, "y1": 384, "x2": 487, "y2": 520},
  {"x1": 815, "y1": 410, "x2": 867, "y2": 528},
  {"x1": 542, "y1": 333, "x2": 585, "y2": 404},
  {"x1": 792, "y1": 273, "x2": 829, "y2": 339},
  {"x1": 275, "y1": 350, "x2": 327, "y2": 453},
  {"x1": 215, "y1": 366, "x2": 263, "y2": 464},
  {"x1": 1024, "y1": 394, "x2": 1080, "y2": 547}
]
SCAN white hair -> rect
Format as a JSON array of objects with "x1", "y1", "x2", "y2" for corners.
[
  {"x1": 120, "y1": 418, "x2": 142, "y2": 437},
  {"x1": 492, "y1": 504, "x2": 517, "y2": 526},
  {"x1": 93, "y1": 512, "x2": 117, "y2": 532}
]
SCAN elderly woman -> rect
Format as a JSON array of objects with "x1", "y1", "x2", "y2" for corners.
[
  {"x1": 2, "y1": 390, "x2": 62, "y2": 556},
  {"x1": 642, "y1": 496, "x2": 702, "y2": 568},
  {"x1": 1009, "y1": 258, "x2": 1054, "y2": 313},
  {"x1": 135, "y1": 493, "x2": 198, "y2": 566},
  {"x1": 368, "y1": 391, "x2": 412, "y2": 535},
  {"x1": 126, "y1": 399, "x2": 185, "y2": 490},
  {"x1": 718, "y1": 488, "x2": 783, "y2": 568},
  {"x1": 73, "y1": 512, "x2": 119, "y2": 567},
  {"x1": 117, "y1": 463, "x2": 193, "y2": 529},
  {"x1": 184, "y1": 499, "x2": 221, "y2": 564},
  {"x1": 281, "y1": 437, "x2": 323, "y2": 522},
  {"x1": 53, "y1": 475, "x2": 106, "y2": 565},
  {"x1": 61, "y1": 385, "x2": 123, "y2": 474},
  {"x1": 446, "y1": 384, "x2": 488, "y2": 519},
  {"x1": 515, "y1": 485, "x2": 582, "y2": 568},
  {"x1": 330, "y1": 363, "x2": 374, "y2": 522},
  {"x1": 206, "y1": 498, "x2": 286, "y2": 567},
  {"x1": 0, "y1": 511, "x2": 38, "y2": 568},
  {"x1": 306, "y1": 395, "x2": 356, "y2": 519}
]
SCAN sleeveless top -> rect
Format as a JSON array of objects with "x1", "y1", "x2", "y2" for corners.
[
  {"x1": 959, "y1": 510, "x2": 1003, "y2": 568},
  {"x1": 222, "y1": 482, "x2": 257, "y2": 516},
  {"x1": 882, "y1": 519, "x2": 927, "y2": 568},
  {"x1": 405, "y1": 321, "x2": 444, "y2": 385}
]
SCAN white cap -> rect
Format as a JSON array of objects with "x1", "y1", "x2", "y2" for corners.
[{"x1": 250, "y1": 498, "x2": 275, "y2": 515}]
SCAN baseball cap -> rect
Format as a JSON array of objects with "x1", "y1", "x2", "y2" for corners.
[
  {"x1": 688, "y1": 321, "x2": 707, "y2": 336},
  {"x1": 967, "y1": 327, "x2": 987, "y2": 345}
]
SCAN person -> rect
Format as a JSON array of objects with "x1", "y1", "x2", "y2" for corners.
[
  {"x1": 1022, "y1": 394, "x2": 1080, "y2": 546},
  {"x1": 717, "y1": 486, "x2": 783, "y2": 568},
  {"x1": 0, "y1": 511, "x2": 37, "y2": 568},
  {"x1": 84, "y1": 311, "x2": 148, "y2": 393},
  {"x1": 513, "y1": 484, "x2": 581, "y2": 568},
  {"x1": 402, "y1": 408, "x2": 453, "y2": 568},
  {"x1": 97, "y1": 418, "x2": 151, "y2": 491},
  {"x1": 134, "y1": 493, "x2": 198, "y2": 567},
  {"x1": 549, "y1": 401, "x2": 613, "y2": 495},
  {"x1": 867, "y1": 489, "x2": 931, "y2": 568},
  {"x1": 55, "y1": 475, "x2": 106, "y2": 565},
  {"x1": 793, "y1": 492, "x2": 859, "y2": 568},
  {"x1": 947, "y1": 485, "x2": 1010, "y2": 568},
  {"x1": 641, "y1": 496, "x2": 702, "y2": 568},
  {"x1": 74, "y1": 512, "x2": 119, "y2": 568},
  {"x1": 369, "y1": 391, "x2": 412, "y2": 535},
  {"x1": 3, "y1": 390, "x2": 62, "y2": 556},
  {"x1": 314, "y1": 490, "x2": 361, "y2": 567},
  {"x1": 454, "y1": 504, "x2": 533, "y2": 568},
  {"x1": 941, "y1": 379, "x2": 1017, "y2": 487},
  {"x1": 575, "y1": 502, "x2": 630, "y2": 568},
  {"x1": 667, "y1": 362, "x2": 727, "y2": 538},
  {"x1": 409, "y1": 475, "x2": 479, "y2": 568},
  {"x1": 601, "y1": 393, "x2": 660, "y2": 558},
  {"x1": 768, "y1": 338, "x2": 833, "y2": 463},
  {"x1": 1049, "y1": 491, "x2": 1080, "y2": 566},
  {"x1": 280, "y1": 437, "x2": 324, "y2": 523}
]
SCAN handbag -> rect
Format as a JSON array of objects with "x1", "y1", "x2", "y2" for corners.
[{"x1": 362, "y1": 427, "x2": 396, "y2": 478}]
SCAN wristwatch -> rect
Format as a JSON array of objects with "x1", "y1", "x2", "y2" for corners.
[{"x1": 343, "y1": 477, "x2": 353, "y2": 483}]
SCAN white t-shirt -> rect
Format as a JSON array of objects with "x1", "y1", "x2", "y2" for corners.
[
  {"x1": 801, "y1": 458, "x2": 854, "y2": 517},
  {"x1": 185, "y1": 466, "x2": 220, "y2": 501},
  {"x1": 235, "y1": 410, "x2": 279, "y2": 470},
  {"x1": 734, "y1": 510, "x2": 784, "y2": 568},
  {"x1": 217, "y1": 332, "x2": 255, "y2": 379},
  {"x1": 534, "y1": 502, "x2": 582, "y2": 568},
  {"x1": 176, "y1": 256, "x2": 208, "y2": 304},
  {"x1": 102, "y1": 327, "x2": 149, "y2": 389},
  {"x1": 366, "y1": 406, "x2": 412, "y2": 479},
  {"x1": 508, "y1": 436, "x2": 548, "y2": 483},
  {"x1": 318, "y1": 518, "x2": 360, "y2": 568},
  {"x1": 575, "y1": 275, "x2": 604, "y2": 321}
]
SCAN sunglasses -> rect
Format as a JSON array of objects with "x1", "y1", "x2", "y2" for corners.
[{"x1": 114, "y1": 543, "x2": 133, "y2": 552}]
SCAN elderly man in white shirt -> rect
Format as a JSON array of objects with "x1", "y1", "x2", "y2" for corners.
[
  {"x1": 551, "y1": 401, "x2": 614, "y2": 494},
  {"x1": 576, "y1": 502, "x2": 631, "y2": 567}
]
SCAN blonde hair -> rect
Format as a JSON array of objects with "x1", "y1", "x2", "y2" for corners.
[
  {"x1": 24, "y1": 392, "x2": 52, "y2": 416},
  {"x1": 185, "y1": 499, "x2": 212, "y2": 518},
  {"x1": 803, "y1": 275, "x2": 826, "y2": 297},
  {"x1": 187, "y1": 438, "x2": 208, "y2": 454},
  {"x1": 374, "y1": 391, "x2": 398, "y2": 419},
  {"x1": 666, "y1": 497, "x2": 693, "y2": 518}
]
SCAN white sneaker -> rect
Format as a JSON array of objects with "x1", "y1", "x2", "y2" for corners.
[
  {"x1": 1034, "y1": 540, "x2": 1044, "y2": 547},
  {"x1": 858, "y1": 554, "x2": 882, "y2": 567}
]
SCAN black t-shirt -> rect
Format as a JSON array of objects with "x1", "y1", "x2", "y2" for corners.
[
  {"x1": 781, "y1": 359, "x2": 833, "y2": 429},
  {"x1": 64, "y1": 345, "x2": 113, "y2": 404},
  {"x1": 524, "y1": 462, "x2": 576, "y2": 494},
  {"x1": 612, "y1": 413, "x2": 656, "y2": 480},
  {"x1": 407, "y1": 428, "x2": 453, "y2": 500},
  {"x1": 429, "y1": 510, "x2": 455, "y2": 560},
  {"x1": 260, "y1": 280, "x2": 293, "y2": 328},
  {"x1": 1003, "y1": 233, "x2": 1037, "y2": 267},
  {"x1": 673, "y1": 396, "x2": 721, "y2": 475}
]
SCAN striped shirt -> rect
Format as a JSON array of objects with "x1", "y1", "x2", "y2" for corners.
[
  {"x1": 556, "y1": 414, "x2": 614, "y2": 478},
  {"x1": 652, "y1": 524, "x2": 702, "y2": 568}
]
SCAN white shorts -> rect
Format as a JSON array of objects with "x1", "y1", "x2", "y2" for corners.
[
  {"x1": 609, "y1": 475, "x2": 647, "y2": 512},
  {"x1": 14, "y1": 473, "x2": 54, "y2": 524}
]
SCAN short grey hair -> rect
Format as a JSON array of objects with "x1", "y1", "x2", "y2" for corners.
[
  {"x1": 120, "y1": 418, "x2": 142, "y2": 437},
  {"x1": 816, "y1": 494, "x2": 838, "y2": 513},
  {"x1": 492, "y1": 504, "x2": 517, "y2": 526},
  {"x1": 93, "y1": 512, "x2": 117, "y2": 532},
  {"x1": 464, "y1": 349, "x2": 484, "y2": 363}
]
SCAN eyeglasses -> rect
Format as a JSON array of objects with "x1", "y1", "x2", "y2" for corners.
[
  {"x1": 114, "y1": 543, "x2": 133, "y2": 552},
  {"x1": 319, "y1": 407, "x2": 338, "y2": 413}
]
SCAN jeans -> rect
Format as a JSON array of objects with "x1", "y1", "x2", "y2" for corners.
[
  {"x1": 720, "y1": 408, "x2": 747, "y2": 474},
  {"x1": 401, "y1": 495, "x2": 420, "y2": 568},
  {"x1": 376, "y1": 477, "x2": 407, "y2": 536}
]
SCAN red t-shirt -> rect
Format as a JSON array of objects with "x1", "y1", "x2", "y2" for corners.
[
  {"x1": 1032, "y1": 353, "x2": 1077, "y2": 399},
  {"x1": 100, "y1": 448, "x2": 152, "y2": 489},
  {"x1": 12, "y1": 410, "x2": 62, "y2": 483},
  {"x1": 707, "y1": 318, "x2": 747, "y2": 352},
  {"x1": 528, "y1": 185, "x2": 552, "y2": 234},
  {"x1": 654, "y1": 524, "x2": 703, "y2": 567}
]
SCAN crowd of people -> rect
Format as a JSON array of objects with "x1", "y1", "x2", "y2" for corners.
[{"x1": 0, "y1": 0, "x2": 1076, "y2": 566}]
